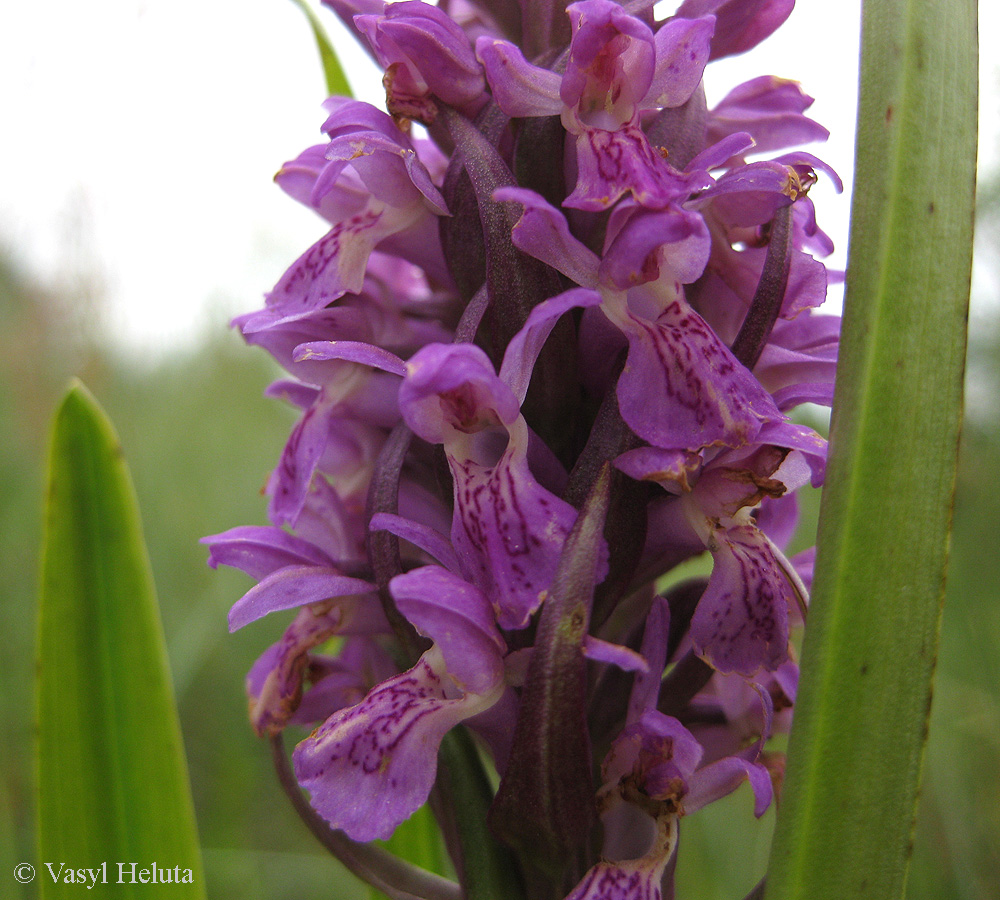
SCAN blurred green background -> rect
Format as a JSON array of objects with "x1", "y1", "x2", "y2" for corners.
[{"x1": 3, "y1": 180, "x2": 999, "y2": 898}]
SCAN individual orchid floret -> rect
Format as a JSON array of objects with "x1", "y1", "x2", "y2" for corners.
[
  {"x1": 617, "y1": 420, "x2": 823, "y2": 675},
  {"x1": 477, "y1": 1, "x2": 715, "y2": 209},
  {"x1": 202, "y1": 523, "x2": 389, "y2": 733},
  {"x1": 244, "y1": 102, "x2": 449, "y2": 332},
  {"x1": 755, "y1": 312, "x2": 841, "y2": 410},
  {"x1": 496, "y1": 186, "x2": 781, "y2": 452},
  {"x1": 356, "y1": 1, "x2": 489, "y2": 124},
  {"x1": 203, "y1": 524, "x2": 378, "y2": 634},
  {"x1": 399, "y1": 342, "x2": 586, "y2": 629},
  {"x1": 243, "y1": 602, "x2": 389, "y2": 736},
  {"x1": 292, "y1": 565, "x2": 507, "y2": 841},
  {"x1": 566, "y1": 709, "x2": 771, "y2": 900},
  {"x1": 287, "y1": 636, "x2": 399, "y2": 729}
]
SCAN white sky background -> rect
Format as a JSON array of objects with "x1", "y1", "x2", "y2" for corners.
[{"x1": 0, "y1": 0, "x2": 996, "y2": 357}]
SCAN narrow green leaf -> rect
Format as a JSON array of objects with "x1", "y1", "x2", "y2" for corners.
[
  {"x1": 36, "y1": 381, "x2": 205, "y2": 898},
  {"x1": 288, "y1": 0, "x2": 353, "y2": 98},
  {"x1": 764, "y1": 2, "x2": 977, "y2": 900}
]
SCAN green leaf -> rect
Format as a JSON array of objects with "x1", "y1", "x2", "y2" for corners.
[
  {"x1": 288, "y1": 0, "x2": 353, "y2": 98},
  {"x1": 764, "y1": 2, "x2": 977, "y2": 900},
  {"x1": 36, "y1": 381, "x2": 205, "y2": 898}
]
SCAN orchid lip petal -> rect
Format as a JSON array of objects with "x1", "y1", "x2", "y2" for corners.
[
  {"x1": 689, "y1": 524, "x2": 792, "y2": 676},
  {"x1": 293, "y1": 647, "x2": 502, "y2": 842}
]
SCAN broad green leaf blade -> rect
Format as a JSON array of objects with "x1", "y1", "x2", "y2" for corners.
[
  {"x1": 764, "y1": 2, "x2": 977, "y2": 900},
  {"x1": 36, "y1": 381, "x2": 205, "y2": 898},
  {"x1": 289, "y1": 0, "x2": 353, "y2": 98}
]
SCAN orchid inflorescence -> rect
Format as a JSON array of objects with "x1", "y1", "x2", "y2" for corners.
[{"x1": 204, "y1": 0, "x2": 841, "y2": 897}]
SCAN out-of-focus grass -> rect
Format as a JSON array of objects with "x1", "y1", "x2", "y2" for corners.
[{"x1": 3, "y1": 242, "x2": 998, "y2": 899}]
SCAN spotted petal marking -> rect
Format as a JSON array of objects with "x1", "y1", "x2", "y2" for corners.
[
  {"x1": 564, "y1": 859, "x2": 667, "y2": 900},
  {"x1": 691, "y1": 524, "x2": 791, "y2": 675},
  {"x1": 449, "y1": 443, "x2": 580, "y2": 630},
  {"x1": 616, "y1": 300, "x2": 776, "y2": 451},
  {"x1": 293, "y1": 647, "x2": 501, "y2": 842}
]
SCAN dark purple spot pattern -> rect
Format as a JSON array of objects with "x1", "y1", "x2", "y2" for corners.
[
  {"x1": 267, "y1": 210, "x2": 386, "y2": 317},
  {"x1": 565, "y1": 860, "x2": 665, "y2": 900},
  {"x1": 449, "y1": 448, "x2": 579, "y2": 630},
  {"x1": 569, "y1": 126, "x2": 691, "y2": 210},
  {"x1": 293, "y1": 652, "x2": 486, "y2": 842},
  {"x1": 617, "y1": 300, "x2": 777, "y2": 451},
  {"x1": 690, "y1": 525, "x2": 792, "y2": 676}
]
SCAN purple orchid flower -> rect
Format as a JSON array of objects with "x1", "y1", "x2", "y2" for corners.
[
  {"x1": 477, "y1": 1, "x2": 714, "y2": 209},
  {"x1": 356, "y1": 1, "x2": 489, "y2": 123},
  {"x1": 210, "y1": 0, "x2": 843, "y2": 895}
]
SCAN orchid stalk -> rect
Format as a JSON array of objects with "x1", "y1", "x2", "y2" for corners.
[{"x1": 205, "y1": 2, "x2": 976, "y2": 899}]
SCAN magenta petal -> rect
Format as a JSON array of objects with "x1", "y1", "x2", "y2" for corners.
[
  {"x1": 265, "y1": 378, "x2": 319, "y2": 411},
  {"x1": 614, "y1": 446, "x2": 702, "y2": 493},
  {"x1": 645, "y1": 15, "x2": 714, "y2": 108},
  {"x1": 369, "y1": 512, "x2": 462, "y2": 573},
  {"x1": 755, "y1": 418, "x2": 828, "y2": 487},
  {"x1": 583, "y1": 635, "x2": 649, "y2": 673},
  {"x1": 564, "y1": 859, "x2": 666, "y2": 900},
  {"x1": 771, "y1": 381, "x2": 834, "y2": 411},
  {"x1": 500, "y1": 288, "x2": 602, "y2": 404},
  {"x1": 292, "y1": 649, "x2": 499, "y2": 841},
  {"x1": 676, "y1": 0, "x2": 794, "y2": 60},
  {"x1": 390, "y1": 566, "x2": 505, "y2": 694},
  {"x1": 294, "y1": 340, "x2": 407, "y2": 376},
  {"x1": 265, "y1": 216, "x2": 387, "y2": 316},
  {"x1": 627, "y1": 597, "x2": 671, "y2": 722},
  {"x1": 562, "y1": 0, "x2": 655, "y2": 126},
  {"x1": 356, "y1": 3, "x2": 486, "y2": 115},
  {"x1": 686, "y1": 131, "x2": 756, "y2": 172},
  {"x1": 324, "y1": 130, "x2": 449, "y2": 213},
  {"x1": 567, "y1": 126, "x2": 692, "y2": 210},
  {"x1": 449, "y1": 443, "x2": 582, "y2": 630},
  {"x1": 202, "y1": 526, "x2": 333, "y2": 579},
  {"x1": 400, "y1": 343, "x2": 521, "y2": 442},
  {"x1": 708, "y1": 76, "x2": 829, "y2": 154},
  {"x1": 616, "y1": 301, "x2": 777, "y2": 451},
  {"x1": 774, "y1": 151, "x2": 844, "y2": 193},
  {"x1": 684, "y1": 755, "x2": 773, "y2": 817},
  {"x1": 696, "y1": 160, "x2": 797, "y2": 227},
  {"x1": 600, "y1": 206, "x2": 711, "y2": 289},
  {"x1": 267, "y1": 400, "x2": 335, "y2": 526},
  {"x1": 245, "y1": 605, "x2": 384, "y2": 736},
  {"x1": 690, "y1": 525, "x2": 791, "y2": 675},
  {"x1": 493, "y1": 186, "x2": 600, "y2": 285},
  {"x1": 228, "y1": 567, "x2": 376, "y2": 631},
  {"x1": 475, "y1": 37, "x2": 563, "y2": 117}
]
